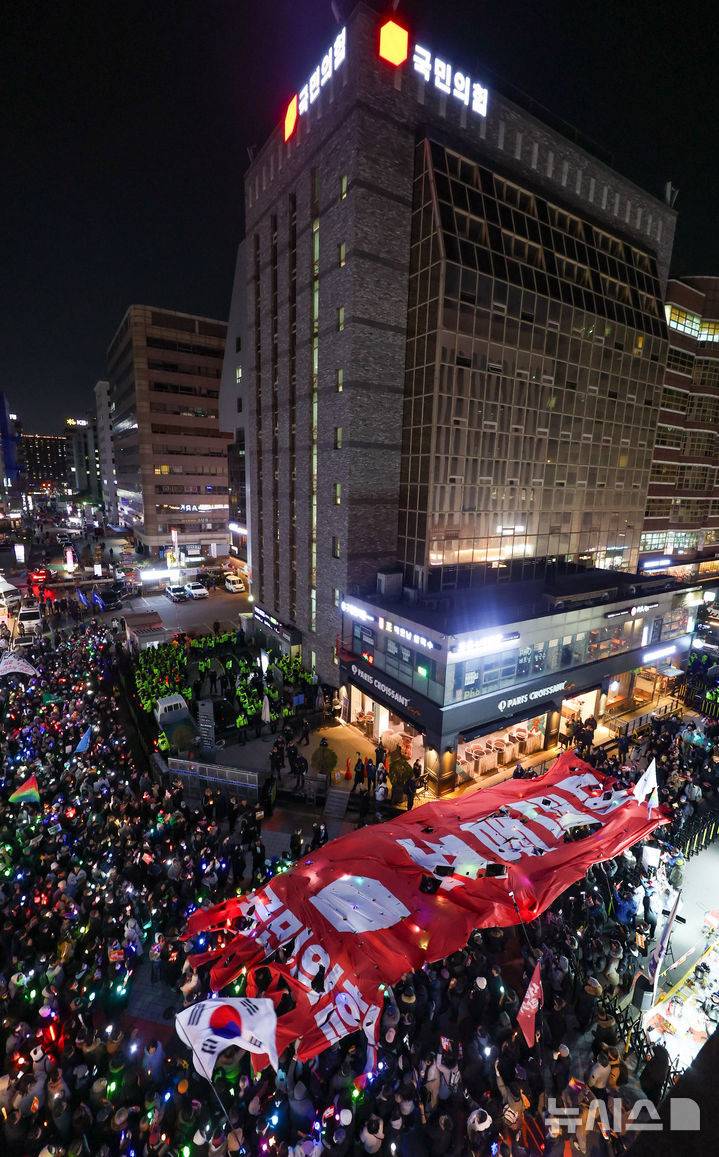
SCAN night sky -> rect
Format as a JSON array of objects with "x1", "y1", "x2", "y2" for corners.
[{"x1": 3, "y1": 0, "x2": 717, "y2": 431}]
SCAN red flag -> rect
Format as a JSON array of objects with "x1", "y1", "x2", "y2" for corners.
[{"x1": 517, "y1": 960, "x2": 543, "y2": 1048}]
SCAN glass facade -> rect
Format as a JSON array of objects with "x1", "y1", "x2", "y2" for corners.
[
  {"x1": 399, "y1": 139, "x2": 667, "y2": 592},
  {"x1": 351, "y1": 621, "x2": 443, "y2": 704},
  {"x1": 348, "y1": 598, "x2": 691, "y2": 710},
  {"x1": 646, "y1": 280, "x2": 719, "y2": 544},
  {"x1": 447, "y1": 615, "x2": 644, "y2": 704}
]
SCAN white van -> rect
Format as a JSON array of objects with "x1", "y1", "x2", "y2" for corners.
[
  {"x1": 224, "y1": 573, "x2": 245, "y2": 593},
  {"x1": 0, "y1": 579, "x2": 22, "y2": 616}
]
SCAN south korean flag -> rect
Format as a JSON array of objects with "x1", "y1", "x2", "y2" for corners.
[{"x1": 175, "y1": 997, "x2": 279, "y2": 1075}]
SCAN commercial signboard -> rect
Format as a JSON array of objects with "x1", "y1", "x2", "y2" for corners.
[{"x1": 340, "y1": 657, "x2": 443, "y2": 733}]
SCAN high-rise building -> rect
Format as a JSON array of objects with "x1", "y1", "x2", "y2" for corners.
[
  {"x1": 19, "y1": 433, "x2": 68, "y2": 494},
  {"x1": 241, "y1": 7, "x2": 676, "y2": 685},
  {"x1": 65, "y1": 415, "x2": 101, "y2": 500},
  {"x1": 95, "y1": 379, "x2": 118, "y2": 522},
  {"x1": 640, "y1": 277, "x2": 719, "y2": 577},
  {"x1": 0, "y1": 394, "x2": 20, "y2": 494},
  {"x1": 107, "y1": 305, "x2": 230, "y2": 558},
  {"x1": 219, "y1": 241, "x2": 250, "y2": 572}
]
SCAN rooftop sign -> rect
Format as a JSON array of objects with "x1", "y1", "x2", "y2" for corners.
[
  {"x1": 378, "y1": 19, "x2": 489, "y2": 118},
  {"x1": 284, "y1": 27, "x2": 347, "y2": 141}
]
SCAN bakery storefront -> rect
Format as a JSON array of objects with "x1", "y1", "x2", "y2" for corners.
[
  {"x1": 339, "y1": 659, "x2": 444, "y2": 780},
  {"x1": 454, "y1": 678, "x2": 570, "y2": 785},
  {"x1": 448, "y1": 640, "x2": 692, "y2": 789},
  {"x1": 342, "y1": 632, "x2": 693, "y2": 796}
]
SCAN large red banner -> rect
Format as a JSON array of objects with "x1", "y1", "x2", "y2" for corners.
[{"x1": 185, "y1": 753, "x2": 666, "y2": 1061}]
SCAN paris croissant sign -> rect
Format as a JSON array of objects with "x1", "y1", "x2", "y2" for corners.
[{"x1": 283, "y1": 19, "x2": 488, "y2": 143}]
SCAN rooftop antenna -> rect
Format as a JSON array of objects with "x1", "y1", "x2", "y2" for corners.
[{"x1": 664, "y1": 181, "x2": 679, "y2": 208}]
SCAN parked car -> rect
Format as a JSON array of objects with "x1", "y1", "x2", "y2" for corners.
[
  {"x1": 12, "y1": 634, "x2": 36, "y2": 651},
  {"x1": 16, "y1": 603, "x2": 43, "y2": 636},
  {"x1": 165, "y1": 585, "x2": 187, "y2": 603},
  {"x1": 184, "y1": 581, "x2": 209, "y2": 600},
  {"x1": 224, "y1": 573, "x2": 246, "y2": 593}
]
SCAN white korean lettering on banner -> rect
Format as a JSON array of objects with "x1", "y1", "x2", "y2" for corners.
[
  {"x1": 461, "y1": 816, "x2": 551, "y2": 861},
  {"x1": 413, "y1": 43, "x2": 488, "y2": 118},
  {"x1": 310, "y1": 876, "x2": 410, "y2": 933},
  {"x1": 397, "y1": 833, "x2": 485, "y2": 879},
  {"x1": 561, "y1": 774, "x2": 629, "y2": 814}
]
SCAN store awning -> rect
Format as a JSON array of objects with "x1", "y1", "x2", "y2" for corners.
[
  {"x1": 458, "y1": 697, "x2": 563, "y2": 744},
  {"x1": 658, "y1": 664, "x2": 683, "y2": 677}
]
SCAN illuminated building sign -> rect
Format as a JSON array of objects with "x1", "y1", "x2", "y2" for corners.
[
  {"x1": 604, "y1": 603, "x2": 659, "y2": 620},
  {"x1": 284, "y1": 27, "x2": 347, "y2": 141},
  {"x1": 412, "y1": 44, "x2": 488, "y2": 116},
  {"x1": 642, "y1": 643, "x2": 676, "y2": 664},
  {"x1": 641, "y1": 557, "x2": 673, "y2": 570},
  {"x1": 450, "y1": 631, "x2": 521, "y2": 661},
  {"x1": 495, "y1": 679, "x2": 568, "y2": 715},
  {"x1": 283, "y1": 20, "x2": 488, "y2": 146},
  {"x1": 377, "y1": 616, "x2": 436, "y2": 651},
  {"x1": 378, "y1": 19, "x2": 488, "y2": 118},
  {"x1": 340, "y1": 598, "x2": 438, "y2": 650},
  {"x1": 341, "y1": 600, "x2": 374, "y2": 623}
]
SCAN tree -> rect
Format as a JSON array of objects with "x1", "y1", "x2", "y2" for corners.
[
  {"x1": 311, "y1": 744, "x2": 338, "y2": 778},
  {"x1": 388, "y1": 747, "x2": 413, "y2": 803}
]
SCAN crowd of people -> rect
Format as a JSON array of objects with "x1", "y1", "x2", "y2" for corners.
[{"x1": 0, "y1": 622, "x2": 716, "y2": 1156}]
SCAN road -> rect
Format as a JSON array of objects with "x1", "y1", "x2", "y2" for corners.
[
  {"x1": 126, "y1": 587, "x2": 251, "y2": 633},
  {"x1": 0, "y1": 537, "x2": 252, "y2": 637}
]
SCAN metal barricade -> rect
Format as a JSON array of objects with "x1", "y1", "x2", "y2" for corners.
[{"x1": 162, "y1": 755, "x2": 261, "y2": 802}]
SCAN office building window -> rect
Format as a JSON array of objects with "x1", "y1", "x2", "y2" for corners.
[
  {"x1": 235, "y1": 336, "x2": 242, "y2": 353},
  {"x1": 236, "y1": 397, "x2": 243, "y2": 412},
  {"x1": 235, "y1": 366, "x2": 242, "y2": 383},
  {"x1": 666, "y1": 305, "x2": 700, "y2": 338},
  {"x1": 310, "y1": 649, "x2": 317, "y2": 670},
  {"x1": 338, "y1": 242, "x2": 346, "y2": 268},
  {"x1": 333, "y1": 587, "x2": 340, "y2": 607},
  {"x1": 336, "y1": 368, "x2": 344, "y2": 392},
  {"x1": 340, "y1": 174, "x2": 348, "y2": 200},
  {"x1": 332, "y1": 536, "x2": 341, "y2": 558},
  {"x1": 333, "y1": 482, "x2": 341, "y2": 505},
  {"x1": 337, "y1": 306, "x2": 345, "y2": 332},
  {"x1": 334, "y1": 427, "x2": 343, "y2": 449}
]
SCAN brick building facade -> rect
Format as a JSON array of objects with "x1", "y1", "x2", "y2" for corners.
[{"x1": 242, "y1": 4, "x2": 676, "y2": 684}]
